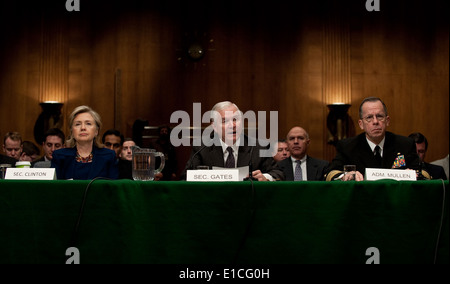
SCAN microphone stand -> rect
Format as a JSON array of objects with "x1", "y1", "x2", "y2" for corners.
[
  {"x1": 187, "y1": 145, "x2": 207, "y2": 170},
  {"x1": 417, "y1": 161, "x2": 425, "y2": 180},
  {"x1": 243, "y1": 146, "x2": 257, "y2": 181}
]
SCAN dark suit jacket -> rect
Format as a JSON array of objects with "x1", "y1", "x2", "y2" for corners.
[
  {"x1": 31, "y1": 156, "x2": 47, "y2": 167},
  {"x1": 149, "y1": 139, "x2": 178, "y2": 180},
  {"x1": 326, "y1": 131, "x2": 420, "y2": 180},
  {"x1": 51, "y1": 146, "x2": 118, "y2": 180},
  {"x1": 181, "y1": 136, "x2": 284, "y2": 181},
  {"x1": 423, "y1": 162, "x2": 447, "y2": 180},
  {"x1": 0, "y1": 154, "x2": 17, "y2": 166},
  {"x1": 278, "y1": 156, "x2": 329, "y2": 181},
  {"x1": 118, "y1": 159, "x2": 133, "y2": 180}
]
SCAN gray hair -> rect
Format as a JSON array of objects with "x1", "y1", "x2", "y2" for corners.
[
  {"x1": 66, "y1": 105, "x2": 103, "y2": 148},
  {"x1": 286, "y1": 126, "x2": 310, "y2": 140},
  {"x1": 359, "y1": 97, "x2": 388, "y2": 119},
  {"x1": 210, "y1": 101, "x2": 241, "y2": 122}
]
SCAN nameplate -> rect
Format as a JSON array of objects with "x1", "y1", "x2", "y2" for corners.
[
  {"x1": 5, "y1": 168, "x2": 56, "y2": 180},
  {"x1": 186, "y1": 169, "x2": 240, "y2": 182},
  {"x1": 365, "y1": 168, "x2": 417, "y2": 181}
]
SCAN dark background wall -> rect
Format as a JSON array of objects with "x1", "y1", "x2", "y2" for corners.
[{"x1": 0, "y1": 0, "x2": 448, "y2": 176}]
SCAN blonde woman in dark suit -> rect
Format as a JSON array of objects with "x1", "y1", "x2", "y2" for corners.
[{"x1": 52, "y1": 106, "x2": 118, "y2": 180}]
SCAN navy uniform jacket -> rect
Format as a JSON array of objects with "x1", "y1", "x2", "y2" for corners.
[
  {"x1": 278, "y1": 156, "x2": 329, "y2": 181},
  {"x1": 325, "y1": 131, "x2": 420, "y2": 180},
  {"x1": 51, "y1": 146, "x2": 118, "y2": 180},
  {"x1": 423, "y1": 162, "x2": 447, "y2": 180}
]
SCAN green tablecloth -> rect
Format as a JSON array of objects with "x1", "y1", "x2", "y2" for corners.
[{"x1": 0, "y1": 180, "x2": 448, "y2": 264}]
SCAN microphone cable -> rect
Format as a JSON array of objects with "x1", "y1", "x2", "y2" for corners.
[
  {"x1": 69, "y1": 177, "x2": 112, "y2": 249},
  {"x1": 232, "y1": 148, "x2": 257, "y2": 265},
  {"x1": 433, "y1": 178, "x2": 447, "y2": 264}
]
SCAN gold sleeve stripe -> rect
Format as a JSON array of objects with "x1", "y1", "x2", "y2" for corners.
[
  {"x1": 326, "y1": 170, "x2": 343, "y2": 182},
  {"x1": 421, "y1": 170, "x2": 431, "y2": 180}
]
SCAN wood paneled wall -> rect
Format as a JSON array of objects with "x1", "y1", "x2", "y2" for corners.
[{"x1": 1, "y1": 0, "x2": 448, "y2": 175}]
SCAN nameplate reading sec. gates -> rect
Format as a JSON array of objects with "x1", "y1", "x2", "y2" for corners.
[
  {"x1": 5, "y1": 168, "x2": 56, "y2": 180},
  {"x1": 365, "y1": 168, "x2": 417, "y2": 181},
  {"x1": 186, "y1": 169, "x2": 240, "y2": 182}
]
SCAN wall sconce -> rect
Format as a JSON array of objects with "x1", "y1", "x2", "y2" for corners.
[
  {"x1": 33, "y1": 101, "x2": 64, "y2": 145},
  {"x1": 326, "y1": 103, "x2": 354, "y2": 145}
]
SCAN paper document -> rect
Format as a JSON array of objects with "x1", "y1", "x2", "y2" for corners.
[{"x1": 212, "y1": 166, "x2": 249, "y2": 181}]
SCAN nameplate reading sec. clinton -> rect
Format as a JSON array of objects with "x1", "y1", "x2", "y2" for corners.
[{"x1": 5, "y1": 168, "x2": 56, "y2": 180}]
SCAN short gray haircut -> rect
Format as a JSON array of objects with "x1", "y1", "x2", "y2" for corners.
[
  {"x1": 359, "y1": 97, "x2": 388, "y2": 119},
  {"x1": 286, "y1": 126, "x2": 310, "y2": 140},
  {"x1": 210, "y1": 101, "x2": 241, "y2": 122}
]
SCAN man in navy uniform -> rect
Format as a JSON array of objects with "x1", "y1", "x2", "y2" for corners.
[{"x1": 325, "y1": 97, "x2": 422, "y2": 181}]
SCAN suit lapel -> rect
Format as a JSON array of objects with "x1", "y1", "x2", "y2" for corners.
[
  {"x1": 208, "y1": 145, "x2": 226, "y2": 167},
  {"x1": 207, "y1": 137, "x2": 227, "y2": 167},
  {"x1": 356, "y1": 135, "x2": 380, "y2": 169},
  {"x1": 67, "y1": 147, "x2": 78, "y2": 179},
  {"x1": 210, "y1": 136, "x2": 254, "y2": 168},
  {"x1": 382, "y1": 132, "x2": 396, "y2": 168},
  {"x1": 306, "y1": 157, "x2": 315, "y2": 181},
  {"x1": 89, "y1": 147, "x2": 101, "y2": 179},
  {"x1": 237, "y1": 144, "x2": 252, "y2": 168},
  {"x1": 356, "y1": 133, "x2": 397, "y2": 169},
  {"x1": 283, "y1": 159, "x2": 295, "y2": 181}
]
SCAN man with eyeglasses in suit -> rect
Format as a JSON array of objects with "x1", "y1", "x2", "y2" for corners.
[{"x1": 325, "y1": 97, "x2": 422, "y2": 181}]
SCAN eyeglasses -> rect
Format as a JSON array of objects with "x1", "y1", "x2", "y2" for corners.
[{"x1": 362, "y1": 114, "x2": 387, "y2": 123}]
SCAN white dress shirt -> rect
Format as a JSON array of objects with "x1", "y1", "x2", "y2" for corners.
[
  {"x1": 366, "y1": 137, "x2": 386, "y2": 157},
  {"x1": 218, "y1": 138, "x2": 274, "y2": 181},
  {"x1": 219, "y1": 139, "x2": 240, "y2": 168}
]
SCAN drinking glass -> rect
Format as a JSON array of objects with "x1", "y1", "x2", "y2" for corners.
[{"x1": 344, "y1": 165, "x2": 356, "y2": 180}]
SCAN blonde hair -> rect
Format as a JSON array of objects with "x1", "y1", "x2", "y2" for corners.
[
  {"x1": 66, "y1": 105, "x2": 103, "y2": 148},
  {"x1": 4, "y1": 132, "x2": 22, "y2": 145}
]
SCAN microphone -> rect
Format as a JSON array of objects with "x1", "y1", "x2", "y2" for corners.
[
  {"x1": 187, "y1": 144, "x2": 208, "y2": 170},
  {"x1": 186, "y1": 132, "x2": 216, "y2": 170},
  {"x1": 243, "y1": 146, "x2": 257, "y2": 181},
  {"x1": 417, "y1": 161, "x2": 425, "y2": 180}
]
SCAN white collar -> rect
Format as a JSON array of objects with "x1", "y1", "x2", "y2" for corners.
[
  {"x1": 219, "y1": 138, "x2": 241, "y2": 154},
  {"x1": 366, "y1": 137, "x2": 385, "y2": 153},
  {"x1": 291, "y1": 155, "x2": 307, "y2": 164}
]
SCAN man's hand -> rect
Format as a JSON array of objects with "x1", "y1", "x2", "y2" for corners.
[
  {"x1": 342, "y1": 170, "x2": 364, "y2": 181},
  {"x1": 251, "y1": 170, "x2": 269, "y2": 181},
  {"x1": 154, "y1": 172, "x2": 163, "y2": 181}
]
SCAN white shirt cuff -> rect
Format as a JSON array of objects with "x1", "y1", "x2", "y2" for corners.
[{"x1": 263, "y1": 173, "x2": 275, "y2": 181}]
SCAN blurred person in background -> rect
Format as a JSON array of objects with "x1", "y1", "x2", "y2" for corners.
[
  {"x1": 3, "y1": 132, "x2": 22, "y2": 160},
  {"x1": 272, "y1": 140, "x2": 290, "y2": 163},
  {"x1": 19, "y1": 141, "x2": 40, "y2": 162}
]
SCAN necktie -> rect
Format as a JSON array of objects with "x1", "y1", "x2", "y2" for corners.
[
  {"x1": 225, "y1": 147, "x2": 235, "y2": 168},
  {"x1": 294, "y1": 160, "x2": 303, "y2": 181},
  {"x1": 374, "y1": 145, "x2": 382, "y2": 167}
]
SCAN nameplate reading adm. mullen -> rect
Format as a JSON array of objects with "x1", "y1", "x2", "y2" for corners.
[{"x1": 365, "y1": 168, "x2": 417, "y2": 181}]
